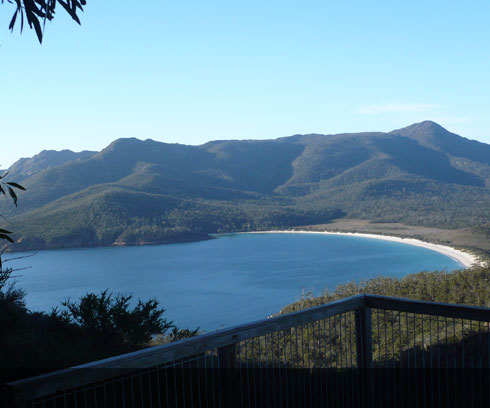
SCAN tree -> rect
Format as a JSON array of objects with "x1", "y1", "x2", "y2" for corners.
[
  {"x1": 1, "y1": 0, "x2": 86, "y2": 43},
  {"x1": 58, "y1": 290, "x2": 174, "y2": 350}
]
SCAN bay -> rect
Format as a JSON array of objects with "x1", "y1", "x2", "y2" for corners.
[{"x1": 10, "y1": 233, "x2": 462, "y2": 331}]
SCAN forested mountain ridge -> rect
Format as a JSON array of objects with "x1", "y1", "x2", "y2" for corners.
[
  {"x1": 391, "y1": 121, "x2": 490, "y2": 166},
  {"x1": 4, "y1": 121, "x2": 490, "y2": 251},
  {"x1": 7, "y1": 149, "x2": 97, "y2": 181}
]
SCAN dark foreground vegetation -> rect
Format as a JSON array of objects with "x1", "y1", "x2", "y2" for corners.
[{"x1": 0, "y1": 265, "x2": 198, "y2": 385}]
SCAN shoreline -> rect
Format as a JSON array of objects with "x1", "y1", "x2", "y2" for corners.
[
  {"x1": 11, "y1": 229, "x2": 484, "y2": 269},
  {"x1": 242, "y1": 230, "x2": 481, "y2": 269}
]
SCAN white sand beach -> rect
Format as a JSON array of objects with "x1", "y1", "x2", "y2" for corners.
[{"x1": 245, "y1": 230, "x2": 481, "y2": 269}]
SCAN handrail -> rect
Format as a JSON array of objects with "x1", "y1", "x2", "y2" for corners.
[
  {"x1": 5, "y1": 293, "x2": 490, "y2": 405},
  {"x1": 365, "y1": 294, "x2": 490, "y2": 322}
]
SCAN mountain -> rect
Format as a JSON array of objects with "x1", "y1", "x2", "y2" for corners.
[
  {"x1": 7, "y1": 149, "x2": 97, "y2": 181},
  {"x1": 4, "y1": 121, "x2": 490, "y2": 251},
  {"x1": 391, "y1": 121, "x2": 490, "y2": 165}
]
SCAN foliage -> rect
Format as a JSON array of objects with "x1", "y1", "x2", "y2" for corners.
[
  {"x1": 57, "y1": 290, "x2": 173, "y2": 349},
  {"x1": 0, "y1": 286, "x2": 198, "y2": 383},
  {"x1": 9, "y1": 185, "x2": 343, "y2": 251},
  {"x1": 1, "y1": 0, "x2": 86, "y2": 43},
  {"x1": 0, "y1": 172, "x2": 25, "y2": 245},
  {"x1": 0, "y1": 265, "x2": 26, "y2": 312},
  {"x1": 473, "y1": 223, "x2": 490, "y2": 240},
  {"x1": 281, "y1": 266, "x2": 490, "y2": 314}
]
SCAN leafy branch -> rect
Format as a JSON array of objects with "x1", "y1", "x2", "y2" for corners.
[
  {"x1": 1, "y1": 0, "x2": 86, "y2": 43},
  {"x1": 0, "y1": 171, "x2": 25, "y2": 244}
]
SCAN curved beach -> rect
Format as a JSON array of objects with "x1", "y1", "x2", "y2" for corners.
[{"x1": 246, "y1": 230, "x2": 480, "y2": 269}]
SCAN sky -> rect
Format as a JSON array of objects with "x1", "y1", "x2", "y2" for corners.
[{"x1": 1, "y1": 1, "x2": 490, "y2": 167}]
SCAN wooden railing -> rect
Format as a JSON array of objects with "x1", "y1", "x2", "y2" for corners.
[{"x1": 3, "y1": 294, "x2": 490, "y2": 407}]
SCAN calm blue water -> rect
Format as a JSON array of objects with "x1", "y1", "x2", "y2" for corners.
[{"x1": 10, "y1": 233, "x2": 462, "y2": 331}]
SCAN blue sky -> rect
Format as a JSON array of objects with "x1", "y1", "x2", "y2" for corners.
[{"x1": 1, "y1": 1, "x2": 490, "y2": 167}]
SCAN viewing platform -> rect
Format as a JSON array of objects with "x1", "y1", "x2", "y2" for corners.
[{"x1": 3, "y1": 294, "x2": 490, "y2": 407}]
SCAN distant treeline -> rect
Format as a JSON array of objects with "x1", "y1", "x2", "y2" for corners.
[
  {"x1": 281, "y1": 265, "x2": 490, "y2": 314},
  {"x1": 12, "y1": 197, "x2": 344, "y2": 251}
]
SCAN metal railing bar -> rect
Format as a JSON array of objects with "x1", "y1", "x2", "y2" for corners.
[{"x1": 365, "y1": 295, "x2": 490, "y2": 322}]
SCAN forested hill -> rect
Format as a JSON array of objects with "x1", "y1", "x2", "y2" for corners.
[{"x1": 4, "y1": 121, "x2": 490, "y2": 251}]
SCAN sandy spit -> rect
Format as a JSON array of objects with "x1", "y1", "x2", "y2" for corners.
[{"x1": 242, "y1": 230, "x2": 482, "y2": 269}]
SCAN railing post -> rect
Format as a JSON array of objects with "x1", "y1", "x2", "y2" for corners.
[
  {"x1": 218, "y1": 343, "x2": 236, "y2": 368},
  {"x1": 355, "y1": 306, "x2": 372, "y2": 369},
  {"x1": 217, "y1": 344, "x2": 237, "y2": 406},
  {"x1": 355, "y1": 306, "x2": 373, "y2": 408}
]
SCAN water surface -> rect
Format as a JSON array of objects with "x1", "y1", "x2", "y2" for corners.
[{"x1": 11, "y1": 233, "x2": 462, "y2": 331}]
